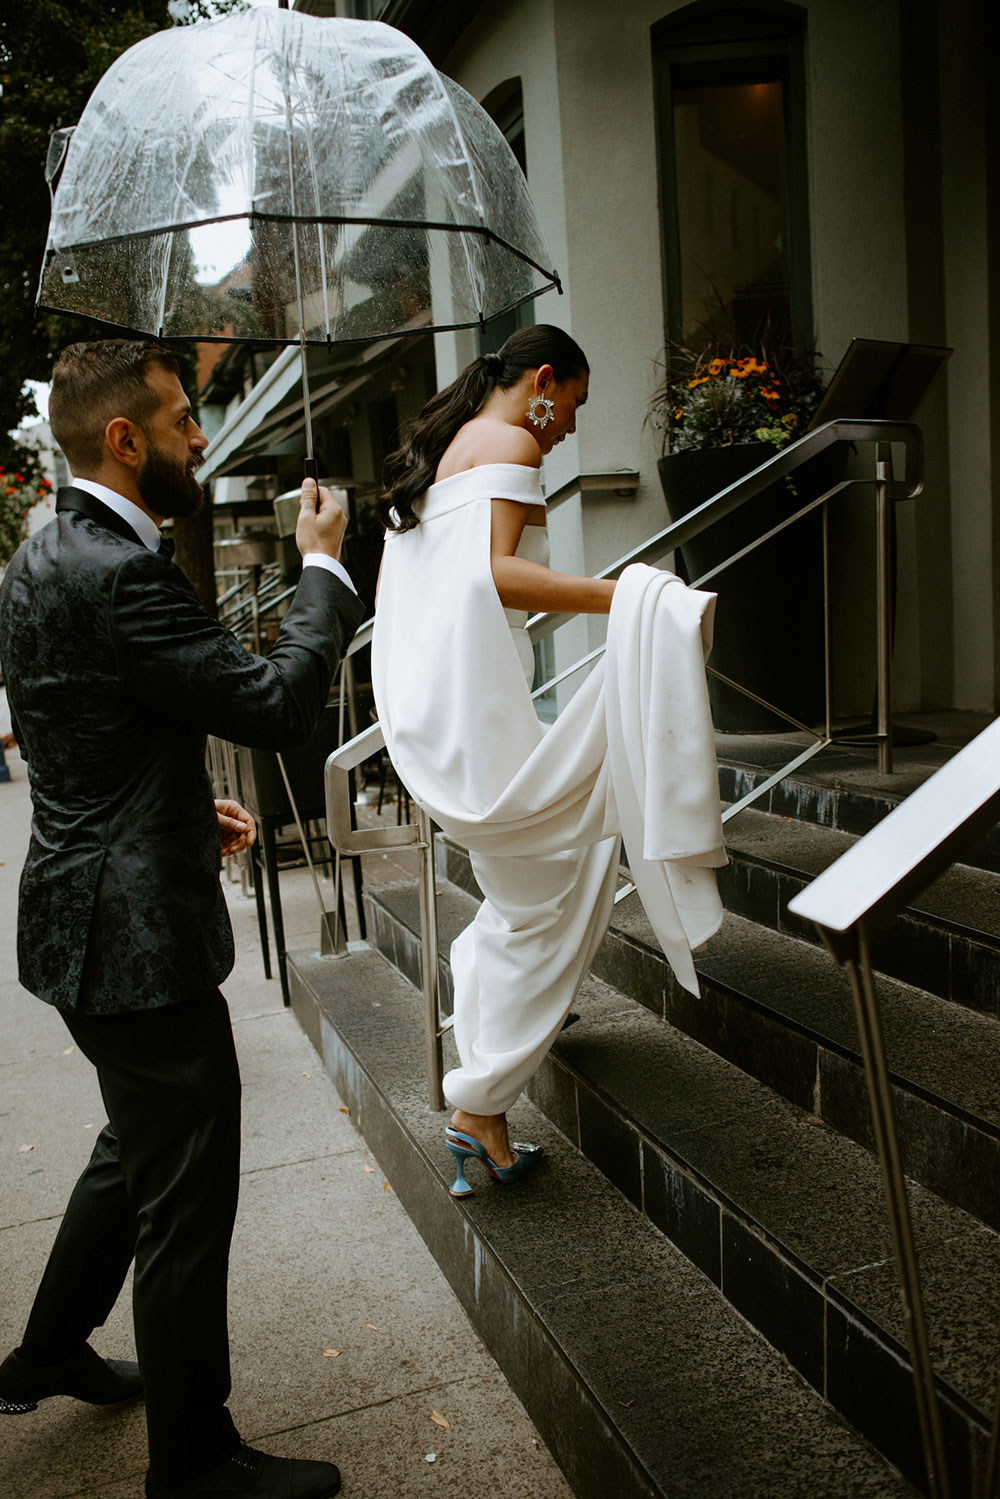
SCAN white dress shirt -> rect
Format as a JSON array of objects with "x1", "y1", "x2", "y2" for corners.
[{"x1": 68, "y1": 477, "x2": 356, "y2": 593}]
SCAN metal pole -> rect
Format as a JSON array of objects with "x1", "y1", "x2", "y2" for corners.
[
  {"x1": 844, "y1": 924, "x2": 950, "y2": 1499},
  {"x1": 279, "y1": 25, "x2": 315, "y2": 469},
  {"x1": 415, "y1": 806, "x2": 445, "y2": 1111},
  {"x1": 276, "y1": 753, "x2": 342, "y2": 956},
  {"x1": 985, "y1": 1372, "x2": 1000, "y2": 1499},
  {"x1": 823, "y1": 500, "x2": 833, "y2": 742},
  {"x1": 875, "y1": 444, "x2": 894, "y2": 775}
]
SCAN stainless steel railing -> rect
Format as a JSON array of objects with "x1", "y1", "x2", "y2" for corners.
[
  {"x1": 323, "y1": 723, "x2": 446, "y2": 1109},
  {"x1": 787, "y1": 715, "x2": 1000, "y2": 1499},
  {"x1": 324, "y1": 417, "x2": 925, "y2": 1105}
]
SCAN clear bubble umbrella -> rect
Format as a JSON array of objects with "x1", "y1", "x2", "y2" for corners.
[{"x1": 37, "y1": 1, "x2": 561, "y2": 475}]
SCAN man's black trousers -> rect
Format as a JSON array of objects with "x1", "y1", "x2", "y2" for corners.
[{"x1": 19, "y1": 990, "x2": 242, "y2": 1486}]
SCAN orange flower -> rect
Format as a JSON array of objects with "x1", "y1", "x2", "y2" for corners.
[
  {"x1": 674, "y1": 408, "x2": 684, "y2": 419},
  {"x1": 708, "y1": 358, "x2": 726, "y2": 376},
  {"x1": 688, "y1": 376, "x2": 710, "y2": 388}
]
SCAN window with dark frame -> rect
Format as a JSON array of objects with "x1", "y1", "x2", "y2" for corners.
[{"x1": 653, "y1": 9, "x2": 813, "y2": 356}]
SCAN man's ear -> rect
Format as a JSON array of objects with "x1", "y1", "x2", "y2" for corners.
[{"x1": 105, "y1": 417, "x2": 144, "y2": 471}]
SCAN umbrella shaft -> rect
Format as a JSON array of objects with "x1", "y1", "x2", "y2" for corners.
[{"x1": 300, "y1": 330, "x2": 315, "y2": 462}]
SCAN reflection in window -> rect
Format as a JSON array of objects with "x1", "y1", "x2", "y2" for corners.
[
  {"x1": 654, "y1": 8, "x2": 811, "y2": 357},
  {"x1": 673, "y1": 75, "x2": 790, "y2": 346}
]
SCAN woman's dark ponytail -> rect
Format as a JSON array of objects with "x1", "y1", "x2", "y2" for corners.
[{"x1": 378, "y1": 324, "x2": 588, "y2": 532}]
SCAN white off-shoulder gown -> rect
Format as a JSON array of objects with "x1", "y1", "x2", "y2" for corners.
[{"x1": 371, "y1": 462, "x2": 725, "y2": 1116}]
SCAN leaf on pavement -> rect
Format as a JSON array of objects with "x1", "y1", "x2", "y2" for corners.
[
  {"x1": 430, "y1": 1410, "x2": 450, "y2": 1429},
  {"x1": 322, "y1": 1349, "x2": 341, "y2": 1358},
  {"x1": 19, "y1": 1144, "x2": 34, "y2": 1153}
]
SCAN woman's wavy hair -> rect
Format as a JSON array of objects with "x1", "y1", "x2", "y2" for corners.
[{"x1": 378, "y1": 324, "x2": 588, "y2": 532}]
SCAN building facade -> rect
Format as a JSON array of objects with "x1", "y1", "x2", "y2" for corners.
[{"x1": 199, "y1": 0, "x2": 998, "y2": 720}]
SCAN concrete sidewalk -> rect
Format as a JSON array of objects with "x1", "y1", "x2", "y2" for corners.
[{"x1": 0, "y1": 749, "x2": 572, "y2": 1499}]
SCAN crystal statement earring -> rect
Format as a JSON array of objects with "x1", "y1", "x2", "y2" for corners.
[{"x1": 526, "y1": 393, "x2": 555, "y2": 428}]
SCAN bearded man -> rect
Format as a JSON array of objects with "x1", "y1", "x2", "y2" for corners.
[{"x1": 0, "y1": 340, "x2": 364, "y2": 1499}]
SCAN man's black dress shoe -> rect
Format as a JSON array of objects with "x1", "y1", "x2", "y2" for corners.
[
  {"x1": 145, "y1": 1442, "x2": 341, "y2": 1498},
  {"x1": 0, "y1": 1343, "x2": 143, "y2": 1413}
]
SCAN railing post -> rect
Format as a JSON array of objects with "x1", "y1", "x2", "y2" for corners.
[
  {"x1": 415, "y1": 806, "x2": 445, "y2": 1111},
  {"x1": 823, "y1": 501, "x2": 833, "y2": 742},
  {"x1": 875, "y1": 443, "x2": 894, "y2": 775},
  {"x1": 844, "y1": 924, "x2": 950, "y2": 1499}
]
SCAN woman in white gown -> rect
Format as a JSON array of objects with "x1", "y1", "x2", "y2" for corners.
[{"x1": 372, "y1": 326, "x2": 724, "y2": 1195}]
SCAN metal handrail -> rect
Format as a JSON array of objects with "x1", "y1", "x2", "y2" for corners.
[
  {"x1": 526, "y1": 418, "x2": 922, "y2": 644},
  {"x1": 786, "y1": 717, "x2": 1000, "y2": 1499},
  {"x1": 325, "y1": 419, "x2": 926, "y2": 1105},
  {"x1": 324, "y1": 726, "x2": 445, "y2": 1109}
]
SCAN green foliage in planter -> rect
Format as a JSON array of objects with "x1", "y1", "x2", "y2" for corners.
[{"x1": 648, "y1": 342, "x2": 825, "y2": 456}]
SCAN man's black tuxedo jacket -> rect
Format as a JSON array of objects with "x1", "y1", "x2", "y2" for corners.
[{"x1": 0, "y1": 486, "x2": 365, "y2": 1014}]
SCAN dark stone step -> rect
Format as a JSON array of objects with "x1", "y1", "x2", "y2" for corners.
[
  {"x1": 352, "y1": 895, "x2": 999, "y2": 1495},
  {"x1": 603, "y1": 900, "x2": 1000, "y2": 1229},
  {"x1": 430, "y1": 840, "x2": 1000, "y2": 1232},
  {"x1": 715, "y1": 724, "x2": 1000, "y2": 876},
  {"x1": 719, "y1": 805, "x2": 1000, "y2": 1018},
  {"x1": 286, "y1": 942, "x2": 920, "y2": 1499}
]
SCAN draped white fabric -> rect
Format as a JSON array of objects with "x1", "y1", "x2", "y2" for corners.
[{"x1": 371, "y1": 464, "x2": 725, "y2": 1113}]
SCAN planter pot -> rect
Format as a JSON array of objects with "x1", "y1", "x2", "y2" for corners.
[{"x1": 657, "y1": 443, "x2": 844, "y2": 734}]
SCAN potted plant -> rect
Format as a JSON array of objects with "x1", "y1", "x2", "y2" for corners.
[{"x1": 648, "y1": 341, "x2": 834, "y2": 733}]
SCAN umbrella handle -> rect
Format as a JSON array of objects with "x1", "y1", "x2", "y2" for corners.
[{"x1": 304, "y1": 457, "x2": 318, "y2": 486}]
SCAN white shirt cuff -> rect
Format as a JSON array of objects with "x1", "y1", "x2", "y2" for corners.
[{"x1": 302, "y1": 554, "x2": 357, "y2": 595}]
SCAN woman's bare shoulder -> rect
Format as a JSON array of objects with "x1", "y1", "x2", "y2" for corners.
[{"x1": 437, "y1": 418, "x2": 540, "y2": 478}]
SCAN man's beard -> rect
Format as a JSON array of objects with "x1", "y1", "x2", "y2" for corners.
[{"x1": 136, "y1": 440, "x2": 205, "y2": 519}]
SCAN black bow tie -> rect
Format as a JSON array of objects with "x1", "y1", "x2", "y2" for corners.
[{"x1": 157, "y1": 534, "x2": 175, "y2": 560}]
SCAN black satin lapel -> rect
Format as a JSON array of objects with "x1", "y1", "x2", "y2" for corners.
[{"x1": 56, "y1": 486, "x2": 145, "y2": 548}]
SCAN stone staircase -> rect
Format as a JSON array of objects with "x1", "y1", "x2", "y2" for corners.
[{"x1": 287, "y1": 713, "x2": 999, "y2": 1499}]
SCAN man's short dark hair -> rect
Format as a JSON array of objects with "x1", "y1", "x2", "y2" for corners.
[{"x1": 49, "y1": 340, "x2": 181, "y2": 474}]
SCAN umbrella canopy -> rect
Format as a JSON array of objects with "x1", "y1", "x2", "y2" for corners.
[{"x1": 38, "y1": 6, "x2": 561, "y2": 347}]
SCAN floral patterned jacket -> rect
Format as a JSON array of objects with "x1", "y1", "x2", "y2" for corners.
[{"x1": 0, "y1": 486, "x2": 364, "y2": 1014}]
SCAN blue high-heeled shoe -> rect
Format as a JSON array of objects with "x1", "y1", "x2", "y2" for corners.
[{"x1": 445, "y1": 1127, "x2": 542, "y2": 1197}]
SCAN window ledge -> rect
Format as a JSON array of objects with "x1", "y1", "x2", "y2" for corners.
[{"x1": 545, "y1": 470, "x2": 641, "y2": 509}]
